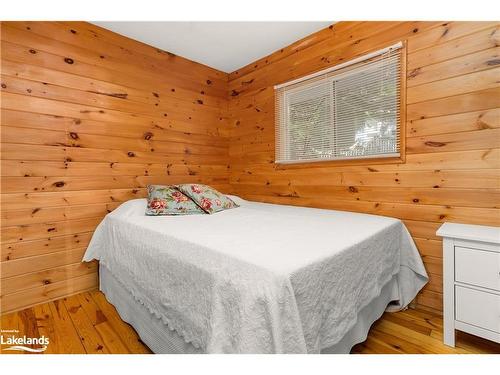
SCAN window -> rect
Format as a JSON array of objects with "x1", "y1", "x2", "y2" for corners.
[{"x1": 275, "y1": 42, "x2": 403, "y2": 164}]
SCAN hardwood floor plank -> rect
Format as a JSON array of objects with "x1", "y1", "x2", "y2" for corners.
[
  {"x1": 33, "y1": 302, "x2": 65, "y2": 354},
  {"x1": 370, "y1": 319, "x2": 469, "y2": 353},
  {"x1": 75, "y1": 292, "x2": 130, "y2": 354},
  {"x1": 381, "y1": 312, "x2": 433, "y2": 336},
  {"x1": 90, "y1": 290, "x2": 151, "y2": 354},
  {"x1": 62, "y1": 294, "x2": 109, "y2": 354},
  {"x1": 352, "y1": 334, "x2": 405, "y2": 354},
  {"x1": 47, "y1": 300, "x2": 87, "y2": 354},
  {"x1": 369, "y1": 328, "x2": 435, "y2": 354},
  {"x1": 16, "y1": 308, "x2": 43, "y2": 354},
  {"x1": 392, "y1": 308, "x2": 444, "y2": 330}
]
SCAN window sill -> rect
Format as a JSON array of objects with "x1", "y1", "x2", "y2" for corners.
[{"x1": 274, "y1": 155, "x2": 405, "y2": 170}]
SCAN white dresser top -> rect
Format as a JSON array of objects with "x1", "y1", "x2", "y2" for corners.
[{"x1": 437, "y1": 222, "x2": 500, "y2": 244}]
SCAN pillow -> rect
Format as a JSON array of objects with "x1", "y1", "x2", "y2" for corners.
[
  {"x1": 145, "y1": 185, "x2": 205, "y2": 216},
  {"x1": 176, "y1": 184, "x2": 239, "y2": 214}
]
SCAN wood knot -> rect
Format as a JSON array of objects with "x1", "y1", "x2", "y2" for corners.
[
  {"x1": 206, "y1": 79, "x2": 212, "y2": 85},
  {"x1": 143, "y1": 132, "x2": 153, "y2": 140},
  {"x1": 196, "y1": 99, "x2": 203, "y2": 105},
  {"x1": 348, "y1": 186, "x2": 358, "y2": 193},
  {"x1": 127, "y1": 151, "x2": 135, "y2": 157},
  {"x1": 152, "y1": 92, "x2": 159, "y2": 98},
  {"x1": 64, "y1": 57, "x2": 74, "y2": 64},
  {"x1": 53, "y1": 181, "x2": 66, "y2": 187},
  {"x1": 43, "y1": 279, "x2": 51, "y2": 285},
  {"x1": 424, "y1": 141, "x2": 446, "y2": 147},
  {"x1": 413, "y1": 198, "x2": 419, "y2": 203},
  {"x1": 486, "y1": 59, "x2": 500, "y2": 66},
  {"x1": 69, "y1": 132, "x2": 79, "y2": 140},
  {"x1": 408, "y1": 68, "x2": 421, "y2": 79},
  {"x1": 29, "y1": 49, "x2": 37, "y2": 54},
  {"x1": 1, "y1": 83, "x2": 6, "y2": 89},
  {"x1": 477, "y1": 120, "x2": 491, "y2": 130},
  {"x1": 47, "y1": 227, "x2": 56, "y2": 232},
  {"x1": 413, "y1": 28, "x2": 419, "y2": 33},
  {"x1": 231, "y1": 90, "x2": 240, "y2": 97}
]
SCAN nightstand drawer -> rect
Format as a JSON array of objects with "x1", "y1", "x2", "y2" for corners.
[
  {"x1": 455, "y1": 286, "x2": 500, "y2": 334},
  {"x1": 455, "y1": 246, "x2": 500, "y2": 291}
]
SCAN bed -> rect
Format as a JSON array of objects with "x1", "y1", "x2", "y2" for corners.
[{"x1": 82, "y1": 195, "x2": 428, "y2": 354}]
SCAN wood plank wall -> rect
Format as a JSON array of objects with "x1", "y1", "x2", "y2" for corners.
[
  {"x1": 0, "y1": 21, "x2": 231, "y2": 314},
  {"x1": 1, "y1": 21, "x2": 498, "y2": 316},
  {"x1": 227, "y1": 21, "x2": 500, "y2": 313}
]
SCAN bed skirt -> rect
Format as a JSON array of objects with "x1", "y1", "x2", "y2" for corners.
[{"x1": 99, "y1": 264, "x2": 401, "y2": 354}]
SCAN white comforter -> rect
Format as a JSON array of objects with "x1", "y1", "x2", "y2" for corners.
[{"x1": 83, "y1": 196, "x2": 428, "y2": 353}]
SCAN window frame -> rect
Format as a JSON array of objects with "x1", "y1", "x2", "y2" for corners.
[{"x1": 274, "y1": 41, "x2": 407, "y2": 169}]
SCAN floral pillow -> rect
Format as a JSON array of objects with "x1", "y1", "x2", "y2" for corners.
[
  {"x1": 145, "y1": 185, "x2": 205, "y2": 216},
  {"x1": 176, "y1": 184, "x2": 239, "y2": 214}
]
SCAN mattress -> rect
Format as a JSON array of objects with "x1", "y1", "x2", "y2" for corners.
[
  {"x1": 99, "y1": 263, "x2": 401, "y2": 354},
  {"x1": 83, "y1": 195, "x2": 428, "y2": 353}
]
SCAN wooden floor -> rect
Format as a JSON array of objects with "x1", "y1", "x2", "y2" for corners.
[{"x1": 1, "y1": 291, "x2": 499, "y2": 354}]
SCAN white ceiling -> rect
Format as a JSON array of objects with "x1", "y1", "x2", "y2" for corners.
[{"x1": 92, "y1": 22, "x2": 333, "y2": 73}]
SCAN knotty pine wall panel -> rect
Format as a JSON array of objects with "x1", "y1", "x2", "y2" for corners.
[
  {"x1": 1, "y1": 20, "x2": 498, "y2": 316},
  {"x1": 228, "y1": 21, "x2": 500, "y2": 313},
  {"x1": 0, "y1": 21, "x2": 231, "y2": 314}
]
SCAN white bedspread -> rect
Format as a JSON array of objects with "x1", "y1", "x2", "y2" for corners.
[{"x1": 83, "y1": 196, "x2": 428, "y2": 353}]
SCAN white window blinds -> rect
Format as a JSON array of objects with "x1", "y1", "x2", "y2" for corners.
[{"x1": 275, "y1": 43, "x2": 402, "y2": 164}]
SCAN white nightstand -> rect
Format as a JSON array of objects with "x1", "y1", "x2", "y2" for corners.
[{"x1": 437, "y1": 222, "x2": 500, "y2": 347}]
